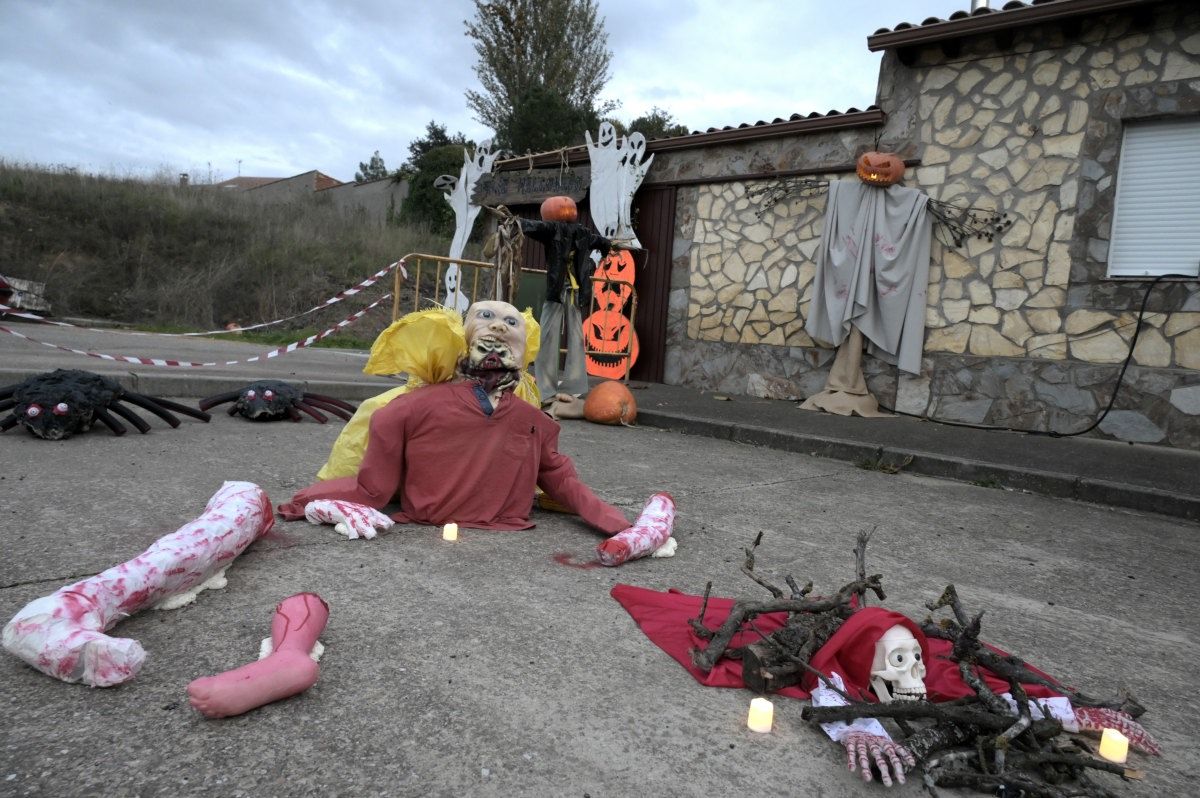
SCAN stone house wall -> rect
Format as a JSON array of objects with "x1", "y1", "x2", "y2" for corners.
[{"x1": 650, "y1": 1, "x2": 1200, "y2": 449}]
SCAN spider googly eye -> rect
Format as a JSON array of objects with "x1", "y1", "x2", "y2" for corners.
[
  {"x1": 245, "y1": 390, "x2": 256, "y2": 400},
  {"x1": 53, "y1": 403, "x2": 70, "y2": 416},
  {"x1": 263, "y1": 390, "x2": 274, "y2": 399},
  {"x1": 25, "y1": 404, "x2": 42, "y2": 418}
]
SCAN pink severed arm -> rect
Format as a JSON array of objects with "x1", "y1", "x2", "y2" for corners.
[
  {"x1": 597, "y1": 492, "x2": 676, "y2": 566},
  {"x1": 1, "y1": 481, "x2": 274, "y2": 687}
]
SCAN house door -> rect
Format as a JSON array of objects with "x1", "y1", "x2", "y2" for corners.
[{"x1": 628, "y1": 185, "x2": 676, "y2": 383}]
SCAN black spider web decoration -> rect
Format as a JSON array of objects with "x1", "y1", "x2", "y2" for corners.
[
  {"x1": 747, "y1": 178, "x2": 830, "y2": 220},
  {"x1": 925, "y1": 197, "x2": 1013, "y2": 248}
]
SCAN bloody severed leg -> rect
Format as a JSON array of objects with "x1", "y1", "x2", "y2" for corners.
[
  {"x1": 1, "y1": 481, "x2": 273, "y2": 687},
  {"x1": 597, "y1": 492, "x2": 676, "y2": 567},
  {"x1": 187, "y1": 592, "x2": 329, "y2": 719}
]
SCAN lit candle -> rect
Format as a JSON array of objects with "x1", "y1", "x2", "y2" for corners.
[
  {"x1": 747, "y1": 697, "x2": 773, "y2": 733},
  {"x1": 1098, "y1": 728, "x2": 1129, "y2": 764},
  {"x1": 442, "y1": 523, "x2": 459, "y2": 542}
]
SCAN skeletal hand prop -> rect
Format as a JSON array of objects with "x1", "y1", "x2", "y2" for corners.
[
  {"x1": 842, "y1": 731, "x2": 915, "y2": 787},
  {"x1": 304, "y1": 499, "x2": 394, "y2": 540},
  {"x1": 2, "y1": 481, "x2": 272, "y2": 686},
  {"x1": 596, "y1": 492, "x2": 675, "y2": 566},
  {"x1": 1072, "y1": 706, "x2": 1161, "y2": 756}
]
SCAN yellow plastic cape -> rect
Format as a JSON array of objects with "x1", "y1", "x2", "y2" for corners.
[{"x1": 316, "y1": 306, "x2": 542, "y2": 481}]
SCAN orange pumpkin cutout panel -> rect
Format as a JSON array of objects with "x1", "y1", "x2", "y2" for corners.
[
  {"x1": 583, "y1": 309, "x2": 640, "y2": 380},
  {"x1": 593, "y1": 250, "x2": 635, "y2": 310}
]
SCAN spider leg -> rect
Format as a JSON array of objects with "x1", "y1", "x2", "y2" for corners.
[
  {"x1": 0, "y1": 386, "x2": 16, "y2": 400},
  {"x1": 136, "y1": 394, "x2": 211, "y2": 422},
  {"x1": 108, "y1": 401, "x2": 152, "y2": 434},
  {"x1": 301, "y1": 393, "x2": 356, "y2": 413},
  {"x1": 198, "y1": 390, "x2": 241, "y2": 412},
  {"x1": 1, "y1": 414, "x2": 19, "y2": 432},
  {"x1": 119, "y1": 393, "x2": 182, "y2": 427},
  {"x1": 94, "y1": 408, "x2": 128, "y2": 436},
  {"x1": 302, "y1": 397, "x2": 353, "y2": 421},
  {"x1": 287, "y1": 407, "x2": 303, "y2": 422},
  {"x1": 293, "y1": 401, "x2": 328, "y2": 423},
  {"x1": 228, "y1": 405, "x2": 240, "y2": 416},
  {"x1": 0, "y1": 398, "x2": 15, "y2": 413}
]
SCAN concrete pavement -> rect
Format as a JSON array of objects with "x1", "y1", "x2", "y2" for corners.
[
  {"x1": 3, "y1": 317, "x2": 1198, "y2": 521},
  {"x1": 0, "y1": 318, "x2": 1197, "y2": 796}
]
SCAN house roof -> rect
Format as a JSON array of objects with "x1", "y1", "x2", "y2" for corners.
[
  {"x1": 492, "y1": 106, "x2": 886, "y2": 171},
  {"x1": 867, "y1": 0, "x2": 1158, "y2": 51},
  {"x1": 211, "y1": 176, "x2": 281, "y2": 190}
]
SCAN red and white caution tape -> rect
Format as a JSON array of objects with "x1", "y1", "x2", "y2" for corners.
[
  {"x1": 0, "y1": 259, "x2": 406, "y2": 336},
  {"x1": 0, "y1": 294, "x2": 390, "y2": 368}
]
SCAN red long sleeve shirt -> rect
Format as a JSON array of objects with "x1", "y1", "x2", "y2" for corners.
[{"x1": 278, "y1": 381, "x2": 629, "y2": 533}]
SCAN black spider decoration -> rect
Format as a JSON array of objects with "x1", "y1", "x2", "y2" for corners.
[
  {"x1": 198, "y1": 380, "x2": 356, "y2": 423},
  {"x1": 0, "y1": 369, "x2": 211, "y2": 440}
]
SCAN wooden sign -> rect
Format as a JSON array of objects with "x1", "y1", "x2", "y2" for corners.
[{"x1": 473, "y1": 166, "x2": 591, "y2": 206}]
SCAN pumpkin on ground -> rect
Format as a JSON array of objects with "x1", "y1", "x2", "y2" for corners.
[
  {"x1": 539, "y1": 195, "x2": 579, "y2": 222},
  {"x1": 855, "y1": 151, "x2": 906, "y2": 187},
  {"x1": 583, "y1": 380, "x2": 638, "y2": 426}
]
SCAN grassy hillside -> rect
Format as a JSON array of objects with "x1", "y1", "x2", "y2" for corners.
[{"x1": 0, "y1": 162, "x2": 453, "y2": 345}]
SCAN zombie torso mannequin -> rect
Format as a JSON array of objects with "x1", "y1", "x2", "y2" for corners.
[
  {"x1": 519, "y1": 216, "x2": 611, "y2": 403},
  {"x1": 278, "y1": 301, "x2": 627, "y2": 532}
]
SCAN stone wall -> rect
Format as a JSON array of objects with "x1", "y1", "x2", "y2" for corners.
[{"x1": 656, "y1": 1, "x2": 1200, "y2": 449}]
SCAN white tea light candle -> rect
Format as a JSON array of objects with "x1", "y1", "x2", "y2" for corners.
[
  {"x1": 1098, "y1": 728, "x2": 1128, "y2": 764},
  {"x1": 747, "y1": 697, "x2": 773, "y2": 733},
  {"x1": 442, "y1": 523, "x2": 459, "y2": 541}
]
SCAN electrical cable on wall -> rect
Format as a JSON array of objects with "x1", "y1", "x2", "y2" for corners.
[{"x1": 878, "y1": 272, "x2": 1196, "y2": 438}]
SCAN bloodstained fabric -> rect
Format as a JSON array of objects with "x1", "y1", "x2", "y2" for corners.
[
  {"x1": 804, "y1": 181, "x2": 932, "y2": 375},
  {"x1": 279, "y1": 381, "x2": 629, "y2": 533},
  {"x1": 610, "y1": 585, "x2": 1064, "y2": 701}
]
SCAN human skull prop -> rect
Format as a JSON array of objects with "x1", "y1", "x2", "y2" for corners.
[{"x1": 869, "y1": 624, "x2": 927, "y2": 703}]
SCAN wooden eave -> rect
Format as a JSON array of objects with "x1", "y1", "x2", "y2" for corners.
[
  {"x1": 866, "y1": 0, "x2": 1157, "y2": 51},
  {"x1": 492, "y1": 107, "x2": 886, "y2": 172}
]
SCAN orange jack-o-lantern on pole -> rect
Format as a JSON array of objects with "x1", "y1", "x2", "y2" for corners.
[
  {"x1": 539, "y1": 195, "x2": 579, "y2": 223},
  {"x1": 855, "y1": 151, "x2": 906, "y2": 187}
]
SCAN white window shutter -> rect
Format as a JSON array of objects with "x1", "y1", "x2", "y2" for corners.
[{"x1": 1108, "y1": 118, "x2": 1200, "y2": 278}]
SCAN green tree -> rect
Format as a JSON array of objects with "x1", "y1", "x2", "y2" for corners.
[
  {"x1": 354, "y1": 150, "x2": 389, "y2": 182},
  {"x1": 627, "y1": 107, "x2": 690, "y2": 140},
  {"x1": 400, "y1": 121, "x2": 471, "y2": 177},
  {"x1": 464, "y1": 0, "x2": 614, "y2": 153},
  {"x1": 397, "y1": 121, "x2": 475, "y2": 234}
]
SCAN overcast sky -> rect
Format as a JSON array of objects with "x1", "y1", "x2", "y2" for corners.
[{"x1": 0, "y1": 0, "x2": 966, "y2": 183}]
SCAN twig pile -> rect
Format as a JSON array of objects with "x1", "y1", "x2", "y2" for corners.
[{"x1": 688, "y1": 532, "x2": 1150, "y2": 797}]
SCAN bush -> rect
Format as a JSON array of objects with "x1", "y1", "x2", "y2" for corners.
[{"x1": 0, "y1": 162, "x2": 451, "y2": 344}]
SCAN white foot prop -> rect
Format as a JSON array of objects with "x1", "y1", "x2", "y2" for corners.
[{"x1": 2, "y1": 481, "x2": 274, "y2": 687}]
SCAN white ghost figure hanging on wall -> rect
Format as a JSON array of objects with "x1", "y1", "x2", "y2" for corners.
[
  {"x1": 586, "y1": 122, "x2": 653, "y2": 247},
  {"x1": 439, "y1": 139, "x2": 499, "y2": 314},
  {"x1": 869, "y1": 624, "x2": 927, "y2": 703}
]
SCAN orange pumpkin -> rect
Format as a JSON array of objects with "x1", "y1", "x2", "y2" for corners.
[
  {"x1": 584, "y1": 380, "x2": 637, "y2": 425},
  {"x1": 583, "y1": 309, "x2": 640, "y2": 379},
  {"x1": 539, "y1": 195, "x2": 579, "y2": 222},
  {"x1": 855, "y1": 151, "x2": 906, "y2": 187},
  {"x1": 592, "y1": 250, "x2": 635, "y2": 310}
]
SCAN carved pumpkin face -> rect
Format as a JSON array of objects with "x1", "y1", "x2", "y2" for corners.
[
  {"x1": 540, "y1": 195, "x2": 578, "y2": 222},
  {"x1": 856, "y1": 151, "x2": 906, "y2": 187},
  {"x1": 583, "y1": 309, "x2": 640, "y2": 380},
  {"x1": 592, "y1": 250, "x2": 635, "y2": 310}
]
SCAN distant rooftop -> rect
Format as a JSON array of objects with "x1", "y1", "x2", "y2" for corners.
[{"x1": 211, "y1": 176, "x2": 281, "y2": 190}]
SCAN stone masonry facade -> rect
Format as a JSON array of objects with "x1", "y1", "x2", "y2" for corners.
[{"x1": 652, "y1": 2, "x2": 1200, "y2": 449}]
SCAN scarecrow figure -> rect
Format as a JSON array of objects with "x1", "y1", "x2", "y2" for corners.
[{"x1": 517, "y1": 198, "x2": 612, "y2": 407}]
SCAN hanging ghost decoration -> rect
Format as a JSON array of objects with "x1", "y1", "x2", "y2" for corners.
[{"x1": 439, "y1": 139, "x2": 499, "y2": 313}]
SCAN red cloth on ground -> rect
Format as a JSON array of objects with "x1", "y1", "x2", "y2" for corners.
[
  {"x1": 610, "y1": 584, "x2": 1064, "y2": 702},
  {"x1": 279, "y1": 382, "x2": 629, "y2": 533}
]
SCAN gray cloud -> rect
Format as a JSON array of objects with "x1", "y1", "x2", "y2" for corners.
[{"x1": 0, "y1": 0, "x2": 963, "y2": 182}]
